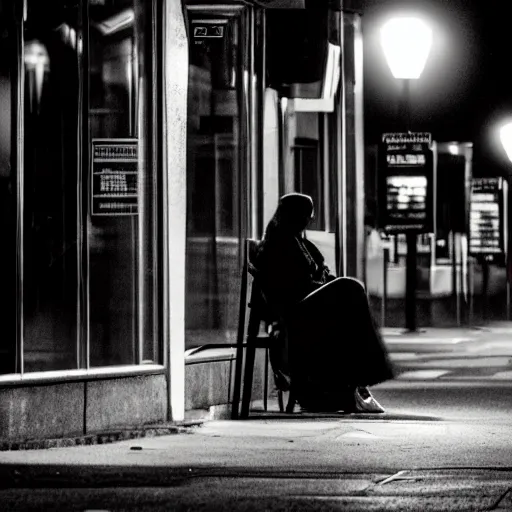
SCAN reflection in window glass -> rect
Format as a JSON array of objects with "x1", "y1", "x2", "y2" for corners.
[
  {"x1": 23, "y1": 0, "x2": 80, "y2": 371},
  {"x1": 0, "y1": 1, "x2": 17, "y2": 374},
  {"x1": 88, "y1": 0, "x2": 159, "y2": 366},
  {"x1": 293, "y1": 137, "x2": 324, "y2": 231},
  {"x1": 185, "y1": 15, "x2": 243, "y2": 349},
  {"x1": 293, "y1": 113, "x2": 328, "y2": 231}
]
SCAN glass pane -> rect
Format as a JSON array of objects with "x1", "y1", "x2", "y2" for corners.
[
  {"x1": 0, "y1": 1, "x2": 17, "y2": 374},
  {"x1": 294, "y1": 113, "x2": 325, "y2": 230},
  {"x1": 88, "y1": 0, "x2": 158, "y2": 366},
  {"x1": 293, "y1": 138, "x2": 323, "y2": 231},
  {"x1": 185, "y1": 13, "x2": 244, "y2": 349},
  {"x1": 23, "y1": 0, "x2": 80, "y2": 371}
]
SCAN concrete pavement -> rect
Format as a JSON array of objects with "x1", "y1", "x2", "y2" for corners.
[
  {"x1": 0, "y1": 323, "x2": 511, "y2": 510},
  {"x1": 0, "y1": 404, "x2": 511, "y2": 510}
]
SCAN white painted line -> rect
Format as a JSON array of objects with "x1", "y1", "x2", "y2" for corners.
[
  {"x1": 490, "y1": 371, "x2": 512, "y2": 379},
  {"x1": 385, "y1": 337, "x2": 471, "y2": 344},
  {"x1": 442, "y1": 375, "x2": 493, "y2": 380},
  {"x1": 412, "y1": 357, "x2": 512, "y2": 368},
  {"x1": 398, "y1": 370, "x2": 451, "y2": 379},
  {"x1": 389, "y1": 353, "x2": 417, "y2": 361},
  {"x1": 467, "y1": 341, "x2": 512, "y2": 353},
  {"x1": 442, "y1": 374, "x2": 512, "y2": 381},
  {"x1": 341, "y1": 431, "x2": 379, "y2": 439}
]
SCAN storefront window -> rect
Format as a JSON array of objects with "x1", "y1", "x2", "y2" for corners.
[
  {"x1": 0, "y1": 0, "x2": 161, "y2": 376},
  {"x1": 88, "y1": 0, "x2": 159, "y2": 366},
  {"x1": 185, "y1": 10, "x2": 246, "y2": 349}
]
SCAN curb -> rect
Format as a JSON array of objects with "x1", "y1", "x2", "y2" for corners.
[{"x1": 0, "y1": 421, "x2": 203, "y2": 452}]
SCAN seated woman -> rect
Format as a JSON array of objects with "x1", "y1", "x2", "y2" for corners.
[{"x1": 254, "y1": 193, "x2": 394, "y2": 413}]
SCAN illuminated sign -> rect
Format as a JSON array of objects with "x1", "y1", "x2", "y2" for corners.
[
  {"x1": 469, "y1": 177, "x2": 507, "y2": 257},
  {"x1": 378, "y1": 132, "x2": 434, "y2": 233},
  {"x1": 191, "y1": 19, "x2": 227, "y2": 44},
  {"x1": 91, "y1": 139, "x2": 138, "y2": 216},
  {"x1": 193, "y1": 25, "x2": 224, "y2": 38}
]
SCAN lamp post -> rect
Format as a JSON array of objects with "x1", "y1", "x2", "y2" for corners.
[{"x1": 380, "y1": 16, "x2": 433, "y2": 332}]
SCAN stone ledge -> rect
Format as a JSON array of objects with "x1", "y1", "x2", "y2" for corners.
[{"x1": 0, "y1": 421, "x2": 203, "y2": 452}]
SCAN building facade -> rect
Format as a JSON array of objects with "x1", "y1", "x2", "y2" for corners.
[{"x1": 0, "y1": 0, "x2": 364, "y2": 441}]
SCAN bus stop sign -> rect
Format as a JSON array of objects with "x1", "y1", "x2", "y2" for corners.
[{"x1": 378, "y1": 132, "x2": 434, "y2": 234}]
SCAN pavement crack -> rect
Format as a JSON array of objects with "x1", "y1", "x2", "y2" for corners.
[
  {"x1": 376, "y1": 470, "x2": 422, "y2": 486},
  {"x1": 489, "y1": 487, "x2": 512, "y2": 510}
]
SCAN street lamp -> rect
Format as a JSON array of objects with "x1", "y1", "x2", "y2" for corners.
[{"x1": 380, "y1": 15, "x2": 433, "y2": 332}]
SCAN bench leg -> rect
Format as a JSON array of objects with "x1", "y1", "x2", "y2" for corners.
[
  {"x1": 263, "y1": 348, "x2": 269, "y2": 412},
  {"x1": 285, "y1": 391, "x2": 296, "y2": 414},
  {"x1": 241, "y1": 344, "x2": 256, "y2": 419},
  {"x1": 277, "y1": 390, "x2": 284, "y2": 412}
]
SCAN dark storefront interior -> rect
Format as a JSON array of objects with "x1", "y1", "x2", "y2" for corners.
[{"x1": 0, "y1": 0, "x2": 162, "y2": 375}]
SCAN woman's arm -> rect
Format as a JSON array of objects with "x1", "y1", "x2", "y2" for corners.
[{"x1": 303, "y1": 239, "x2": 336, "y2": 282}]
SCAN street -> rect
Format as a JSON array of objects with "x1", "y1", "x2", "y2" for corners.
[{"x1": 0, "y1": 324, "x2": 511, "y2": 511}]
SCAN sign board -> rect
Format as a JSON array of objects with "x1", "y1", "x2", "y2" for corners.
[
  {"x1": 193, "y1": 24, "x2": 225, "y2": 38},
  {"x1": 191, "y1": 19, "x2": 228, "y2": 47},
  {"x1": 91, "y1": 139, "x2": 138, "y2": 216},
  {"x1": 378, "y1": 132, "x2": 434, "y2": 233},
  {"x1": 469, "y1": 177, "x2": 507, "y2": 257}
]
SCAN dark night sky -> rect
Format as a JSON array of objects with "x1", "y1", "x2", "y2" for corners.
[{"x1": 361, "y1": 0, "x2": 512, "y2": 177}]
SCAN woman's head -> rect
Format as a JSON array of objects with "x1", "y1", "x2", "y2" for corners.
[{"x1": 267, "y1": 193, "x2": 314, "y2": 237}]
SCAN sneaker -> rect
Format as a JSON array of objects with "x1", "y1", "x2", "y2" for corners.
[{"x1": 354, "y1": 387, "x2": 385, "y2": 413}]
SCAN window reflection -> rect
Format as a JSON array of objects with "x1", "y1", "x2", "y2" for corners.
[
  {"x1": 294, "y1": 113, "x2": 325, "y2": 231},
  {"x1": 0, "y1": 2, "x2": 16, "y2": 374},
  {"x1": 185, "y1": 14, "x2": 243, "y2": 348},
  {"x1": 23, "y1": 0, "x2": 80, "y2": 371}
]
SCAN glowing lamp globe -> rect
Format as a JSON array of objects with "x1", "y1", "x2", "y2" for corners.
[
  {"x1": 380, "y1": 17, "x2": 433, "y2": 79},
  {"x1": 500, "y1": 122, "x2": 512, "y2": 163}
]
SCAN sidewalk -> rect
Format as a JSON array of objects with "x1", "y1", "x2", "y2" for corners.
[
  {"x1": 2, "y1": 322, "x2": 510, "y2": 453},
  {"x1": 1, "y1": 344, "x2": 511, "y2": 510}
]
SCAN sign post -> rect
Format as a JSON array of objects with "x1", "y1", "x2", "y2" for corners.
[
  {"x1": 469, "y1": 177, "x2": 508, "y2": 321},
  {"x1": 378, "y1": 132, "x2": 434, "y2": 332}
]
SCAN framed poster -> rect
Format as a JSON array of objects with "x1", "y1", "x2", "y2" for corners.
[
  {"x1": 469, "y1": 177, "x2": 507, "y2": 257},
  {"x1": 378, "y1": 132, "x2": 434, "y2": 233},
  {"x1": 91, "y1": 139, "x2": 138, "y2": 216}
]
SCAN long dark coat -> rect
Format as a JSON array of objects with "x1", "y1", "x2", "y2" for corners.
[{"x1": 254, "y1": 233, "x2": 394, "y2": 412}]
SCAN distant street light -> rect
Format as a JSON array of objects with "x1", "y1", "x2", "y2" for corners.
[
  {"x1": 380, "y1": 15, "x2": 433, "y2": 333},
  {"x1": 499, "y1": 121, "x2": 512, "y2": 163}
]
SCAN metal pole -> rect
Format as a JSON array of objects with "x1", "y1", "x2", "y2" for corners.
[
  {"x1": 460, "y1": 234, "x2": 467, "y2": 325},
  {"x1": 454, "y1": 232, "x2": 462, "y2": 326},
  {"x1": 405, "y1": 231, "x2": 418, "y2": 332},
  {"x1": 399, "y1": 78, "x2": 419, "y2": 332},
  {"x1": 468, "y1": 256, "x2": 474, "y2": 326},
  {"x1": 507, "y1": 267, "x2": 511, "y2": 321},
  {"x1": 381, "y1": 247, "x2": 389, "y2": 328},
  {"x1": 482, "y1": 258, "x2": 489, "y2": 323}
]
